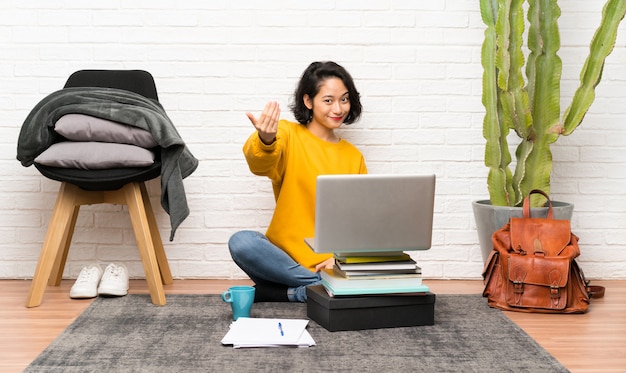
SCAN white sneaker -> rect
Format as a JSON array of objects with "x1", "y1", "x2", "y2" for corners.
[
  {"x1": 70, "y1": 264, "x2": 103, "y2": 299},
  {"x1": 97, "y1": 263, "x2": 129, "y2": 296}
]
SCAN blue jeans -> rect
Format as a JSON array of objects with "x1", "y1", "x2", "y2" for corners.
[{"x1": 228, "y1": 230, "x2": 321, "y2": 302}]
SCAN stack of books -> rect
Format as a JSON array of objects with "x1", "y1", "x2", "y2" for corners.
[{"x1": 320, "y1": 251, "x2": 429, "y2": 296}]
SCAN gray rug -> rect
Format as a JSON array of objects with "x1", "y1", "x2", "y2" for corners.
[{"x1": 26, "y1": 294, "x2": 568, "y2": 373}]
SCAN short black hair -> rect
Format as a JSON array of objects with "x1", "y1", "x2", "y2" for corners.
[{"x1": 290, "y1": 61, "x2": 362, "y2": 125}]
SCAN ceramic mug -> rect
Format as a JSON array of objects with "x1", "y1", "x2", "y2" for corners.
[{"x1": 221, "y1": 285, "x2": 255, "y2": 320}]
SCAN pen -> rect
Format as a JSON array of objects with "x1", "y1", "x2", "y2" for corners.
[{"x1": 278, "y1": 322, "x2": 284, "y2": 336}]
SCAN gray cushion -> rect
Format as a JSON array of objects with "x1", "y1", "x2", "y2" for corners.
[
  {"x1": 34, "y1": 142, "x2": 155, "y2": 169},
  {"x1": 54, "y1": 114, "x2": 158, "y2": 148}
]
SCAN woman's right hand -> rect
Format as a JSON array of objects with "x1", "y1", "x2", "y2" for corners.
[
  {"x1": 314, "y1": 257, "x2": 335, "y2": 272},
  {"x1": 246, "y1": 101, "x2": 280, "y2": 145}
]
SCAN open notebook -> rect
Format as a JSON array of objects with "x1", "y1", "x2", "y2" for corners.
[{"x1": 221, "y1": 317, "x2": 315, "y2": 348}]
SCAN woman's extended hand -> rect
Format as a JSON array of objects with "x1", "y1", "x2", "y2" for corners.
[
  {"x1": 314, "y1": 257, "x2": 335, "y2": 272},
  {"x1": 246, "y1": 101, "x2": 280, "y2": 145}
]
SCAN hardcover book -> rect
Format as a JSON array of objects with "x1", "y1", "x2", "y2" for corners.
[
  {"x1": 334, "y1": 252, "x2": 411, "y2": 264},
  {"x1": 320, "y1": 269, "x2": 428, "y2": 296},
  {"x1": 335, "y1": 258, "x2": 419, "y2": 271}
]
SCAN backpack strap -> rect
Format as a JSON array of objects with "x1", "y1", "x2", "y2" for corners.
[{"x1": 587, "y1": 285, "x2": 605, "y2": 299}]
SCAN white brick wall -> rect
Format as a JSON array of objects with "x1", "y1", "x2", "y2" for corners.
[{"x1": 1, "y1": 1, "x2": 625, "y2": 280}]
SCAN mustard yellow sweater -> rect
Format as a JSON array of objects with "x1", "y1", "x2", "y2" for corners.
[{"x1": 243, "y1": 120, "x2": 367, "y2": 270}]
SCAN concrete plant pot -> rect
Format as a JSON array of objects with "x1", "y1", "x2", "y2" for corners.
[{"x1": 472, "y1": 199, "x2": 574, "y2": 264}]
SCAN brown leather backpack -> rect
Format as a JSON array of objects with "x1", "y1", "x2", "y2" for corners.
[{"x1": 482, "y1": 190, "x2": 603, "y2": 313}]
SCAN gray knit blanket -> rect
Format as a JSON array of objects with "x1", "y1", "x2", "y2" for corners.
[{"x1": 17, "y1": 87, "x2": 199, "y2": 241}]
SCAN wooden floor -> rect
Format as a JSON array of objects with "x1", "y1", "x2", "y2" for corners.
[{"x1": 1, "y1": 279, "x2": 623, "y2": 373}]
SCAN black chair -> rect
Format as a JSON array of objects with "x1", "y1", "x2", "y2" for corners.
[{"x1": 25, "y1": 70, "x2": 173, "y2": 308}]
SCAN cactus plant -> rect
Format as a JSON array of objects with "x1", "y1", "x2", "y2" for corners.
[{"x1": 480, "y1": 0, "x2": 626, "y2": 207}]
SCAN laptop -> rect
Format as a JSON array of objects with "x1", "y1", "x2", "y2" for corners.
[{"x1": 305, "y1": 174, "x2": 436, "y2": 254}]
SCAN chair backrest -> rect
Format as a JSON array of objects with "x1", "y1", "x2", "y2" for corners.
[
  {"x1": 33, "y1": 69, "x2": 162, "y2": 191},
  {"x1": 64, "y1": 70, "x2": 159, "y2": 101}
]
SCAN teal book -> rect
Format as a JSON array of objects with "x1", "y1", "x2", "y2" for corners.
[{"x1": 320, "y1": 269, "x2": 429, "y2": 296}]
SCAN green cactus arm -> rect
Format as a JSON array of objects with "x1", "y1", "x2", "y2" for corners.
[
  {"x1": 481, "y1": 0, "x2": 514, "y2": 206},
  {"x1": 511, "y1": 140, "x2": 533, "y2": 205},
  {"x1": 526, "y1": 0, "x2": 561, "y2": 138},
  {"x1": 518, "y1": 137, "x2": 553, "y2": 206},
  {"x1": 480, "y1": 0, "x2": 499, "y2": 26},
  {"x1": 495, "y1": 0, "x2": 530, "y2": 137},
  {"x1": 562, "y1": 0, "x2": 626, "y2": 135},
  {"x1": 495, "y1": 0, "x2": 511, "y2": 93},
  {"x1": 520, "y1": 0, "x2": 562, "y2": 206},
  {"x1": 505, "y1": 0, "x2": 533, "y2": 206}
]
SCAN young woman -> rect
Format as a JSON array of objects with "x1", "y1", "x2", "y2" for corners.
[{"x1": 228, "y1": 61, "x2": 367, "y2": 302}]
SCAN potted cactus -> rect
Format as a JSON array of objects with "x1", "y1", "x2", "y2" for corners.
[{"x1": 473, "y1": 0, "x2": 626, "y2": 262}]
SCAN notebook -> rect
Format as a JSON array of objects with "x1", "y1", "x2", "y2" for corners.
[
  {"x1": 305, "y1": 174, "x2": 436, "y2": 254},
  {"x1": 221, "y1": 317, "x2": 315, "y2": 348}
]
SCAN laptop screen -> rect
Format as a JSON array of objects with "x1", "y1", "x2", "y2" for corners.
[{"x1": 305, "y1": 174, "x2": 436, "y2": 254}]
